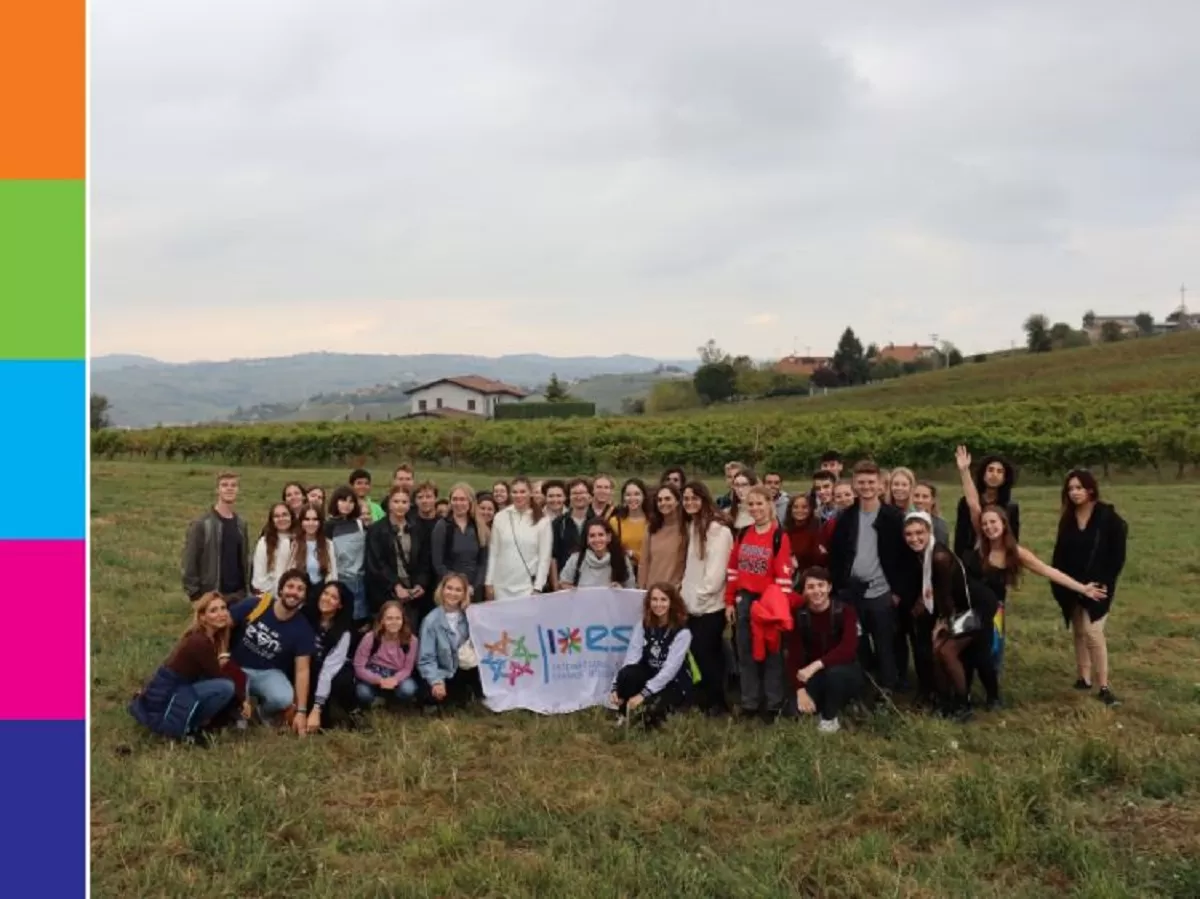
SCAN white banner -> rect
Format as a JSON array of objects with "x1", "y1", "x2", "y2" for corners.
[{"x1": 465, "y1": 587, "x2": 644, "y2": 714}]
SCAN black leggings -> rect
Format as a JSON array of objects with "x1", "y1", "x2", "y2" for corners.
[
  {"x1": 895, "y1": 608, "x2": 936, "y2": 696},
  {"x1": 687, "y1": 610, "x2": 727, "y2": 712},
  {"x1": 614, "y1": 663, "x2": 690, "y2": 727}
]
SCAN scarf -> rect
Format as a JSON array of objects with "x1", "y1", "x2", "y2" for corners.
[{"x1": 905, "y1": 510, "x2": 935, "y2": 614}]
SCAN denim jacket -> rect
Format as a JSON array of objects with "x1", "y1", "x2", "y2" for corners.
[{"x1": 418, "y1": 606, "x2": 470, "y2": 685}]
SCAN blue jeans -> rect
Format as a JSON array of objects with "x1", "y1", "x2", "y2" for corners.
[
  {"x1": 191, "y1": 678, "x2": 235, "y2": 727},
  {"x1": 344, "y1": 575, "x2": 368, "y2": 622},
  {"x1": 356, "y1": 677, "x2": 418, "y2": 708},
  {"x1": 244, "y1": 667, "x2": 294, "y2": 715}
]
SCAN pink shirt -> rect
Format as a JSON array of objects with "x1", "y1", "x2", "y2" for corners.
[{"x1": 353, "y1": 632, "x2": 418, "y2": 685}]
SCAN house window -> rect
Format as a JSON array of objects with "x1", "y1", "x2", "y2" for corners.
[
  {"x1": 467, "y1": 399, "x2": 477, "y2": 411},
  {"x1": 436, "y1": 398, "x2": 443, "y2": 409},
  {"x1": 418, "y1": 400, "x2": 427, "y2": 412}
]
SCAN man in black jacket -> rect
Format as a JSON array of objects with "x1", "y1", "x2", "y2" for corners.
[
  {"x1": 826, "y1": 460, "x2": 909, "y2": 690},
  {"x1": 552, "y1": 478, "x2": 595, "y2": 580},
  {"x1": 180, "y1": 471, "x2": 249, "y2": 602}
]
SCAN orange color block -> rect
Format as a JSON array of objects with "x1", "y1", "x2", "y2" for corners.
[{"x1": 0, "y1": 0, "x2": 85, "y2": 179}]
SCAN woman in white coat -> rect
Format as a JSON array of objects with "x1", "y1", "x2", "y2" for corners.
[
  {"x1": 485, "y1": 477, "x2": 553, "y2": 601},
  {"x1": 251, "y1": 503, "x2": 296, "y2": 595},
  {"x1": 681, "y1": 481, "x2": 734, "y2": 716}
]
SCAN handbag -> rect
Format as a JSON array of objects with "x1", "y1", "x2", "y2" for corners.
[
  {"x1": 457, "y1": 640, "x2": 479, "y2": 670},
  {"x1": 948, "y1": 555, "x2": 982, "y2": 637}
]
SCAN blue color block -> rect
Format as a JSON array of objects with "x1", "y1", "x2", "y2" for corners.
[
  {"x1": 0, "y1": 720, "x2": 85, "y2": 895},
  {"x1": 0, "y1": 360, "x2": 84, "y2": 538}
]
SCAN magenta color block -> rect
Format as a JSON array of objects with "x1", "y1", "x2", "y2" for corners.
[{"x1": 0, "y1": 540, "x2": 85, "y2": 719}]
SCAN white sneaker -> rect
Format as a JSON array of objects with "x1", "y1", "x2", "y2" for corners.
[
  {"x1": 612, "y1": 715, "x2": 626, "y2": 728},
  {"x1": 817, "y1": 717, "x2": 841, "y2": 734}
]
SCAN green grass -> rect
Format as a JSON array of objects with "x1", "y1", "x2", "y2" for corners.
[
  {"x1": 92, "y1": 462, "x2": 1200, "y2": 898},
  {"x1": 716, "y1": 329, "x2": 1200, "y2": 416}
]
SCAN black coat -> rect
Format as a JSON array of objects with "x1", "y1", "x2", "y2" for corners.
[
  {"x1": 552, "y1": 510, "x2": 596, "y2": 572},
  {"x1": 364, "y1": 518, "x2": 430, "y2": 615},
  {"x1": 826, "y1": 500, "x2": 911, "y2": 599},
  {"x1": 1050, "y1": 502, "x2": 1127, "y2": 624}
]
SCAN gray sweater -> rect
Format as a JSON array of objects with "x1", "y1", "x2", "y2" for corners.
[{"x1": 559, "y1": 550, "x2": 637, "y2": 589}]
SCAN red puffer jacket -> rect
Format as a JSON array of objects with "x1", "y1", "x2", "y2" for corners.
[{"x1": 750, "y1": 583, "x2": 794, "y2": 661}]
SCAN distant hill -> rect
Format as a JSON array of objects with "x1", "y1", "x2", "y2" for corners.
[
  {"x1": 92, "y1": 352, "x2": 696, "y2": 426},
  {"x1": 682, "y1": 329, "x2": 1200, "y2": 417}
]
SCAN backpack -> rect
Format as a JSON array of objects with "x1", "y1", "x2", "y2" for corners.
[
  {"x1": 736, "y1": 524, "x2": 784, "y2": 559},
  {"x1": 247, "y1": 592, "x2": 273, "y2": 624}
]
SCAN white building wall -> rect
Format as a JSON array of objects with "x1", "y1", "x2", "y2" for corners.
[{"x1": 408, "y1": 383, "x2": 526, "y2": 418}]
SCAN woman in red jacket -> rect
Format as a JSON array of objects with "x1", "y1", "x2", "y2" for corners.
[{"x1": 725, "y1": 485, "x2": 794, "y2": 723}]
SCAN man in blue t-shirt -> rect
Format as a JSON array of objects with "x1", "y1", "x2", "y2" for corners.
[{"x1": 229, "y1": 569, "x2": 316, "y2": 734}]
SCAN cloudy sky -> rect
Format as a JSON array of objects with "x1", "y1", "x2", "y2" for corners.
[{"x1": 92, "y1": 0, "x2": 1199, "y2": 363}]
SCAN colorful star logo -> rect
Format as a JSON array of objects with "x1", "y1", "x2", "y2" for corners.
[{"x1": 556, "y1": 627, "x2": 582, "y2": 655}]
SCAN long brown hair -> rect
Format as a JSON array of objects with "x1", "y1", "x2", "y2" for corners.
[
  {"x1": 784, "y1": 493, "x2": 819, "y2": 542},
  {"x1": 682, "y1": 480, "x2": 720, "y2": 560},
  {"x1": 643, "y1": 582, "x2": 689, "y2": 629},
  {"x1": 979, "y1": 504, "x2": 1022, "y2": 587},
  {"x1": 186, "y1": 591, "x2": 231, "y2": 656},
  {"x1": 1057, "y1": 468, "x2": 1100, "y2": 535},
  {"x1": 371, "y1": 599, "x2": 414, "y2": 648},
  {"x1": 510, "y1": 477, "x2": 545, "y2": 524},
  {"x1": 261, "y1": 502, "x2": 294, "y2": 572},
  {"x1": 292, "y1": 502, "x2": 332, "y2": 577}
]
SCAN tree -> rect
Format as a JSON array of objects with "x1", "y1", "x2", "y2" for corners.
[
  {"x1": 867, "y1": 357, "x2": 903, "y2": 382},
  {"x1": 1099, "y1": 320, "x2": 1125, "y2": 343},
  {"x1": 1134, "y1": 312, "x2": 1155, "y2": 336},
  {"x1": 831, "y1": 327, "x2": 869, "y2": 385},
  {"x1": 734, "y1": 363, "x2": 773, "y2": 398},
  {"x1": 1024, "y1": 314, "x2": 1053, "y2": 352},
  {"x1": 1082, "y1": 310, "x2": 1096, "y2": 329},
  {"x1": 645, "y1": 380, "x2": 701, "y2": 413},
  {"x1": 91, "y1": 393, "x2": 111, "y2": 430},
  {"x1": 696, "y1": 339, "x2": 729, "y2": 365},
  {"x1": 1049, "y1": 321, "x2": 1074, "y2": 344},
  {"x1": 947, "y1": 346, "x2": 964, "y2": 367},
  {"x1": 620, "y1": 397, "x2": 646, "y2": 415},
  {"x1": 693, "y1": 362, "x2": 737, "y2": 404},
  {"x1": 544, "y1": 373, "x2": 569, "y2": 402},
  {"x1": 810, "y1": 367, "x2": 840, "y2": 389}
]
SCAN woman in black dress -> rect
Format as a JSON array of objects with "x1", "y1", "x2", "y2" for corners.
[
  {"x1": 955, "y1": 446, "x2": 1108, "y2": 709},
  {"x1": 1050, "y1": 469, "x2": 1128, "y2": 706}
]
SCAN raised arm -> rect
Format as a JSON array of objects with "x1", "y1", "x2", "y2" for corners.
[
  {"x1": 955, "y1": 446, "x2": 983, "y2": 536},
  {"x1": 1017, "y1": 545, "x2": 1107, "y2": 600}
]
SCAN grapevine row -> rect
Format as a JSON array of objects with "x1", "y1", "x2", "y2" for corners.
[{"x1": 92, "y1": 392, "x2": 1200, "y2": 477}]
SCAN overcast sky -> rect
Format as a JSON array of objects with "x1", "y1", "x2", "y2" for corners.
[{"x1": 91, "y1": 0, "x2": 1199, "y2": 363}]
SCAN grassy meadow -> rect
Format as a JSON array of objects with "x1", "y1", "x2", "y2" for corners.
[{"x1": 91, "y1": 461, "x2": 1200, "y2": 898}]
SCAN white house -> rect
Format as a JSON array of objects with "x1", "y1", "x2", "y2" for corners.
[{"x1": 404, "y1": 375, "x2": 530, "y2": 419}]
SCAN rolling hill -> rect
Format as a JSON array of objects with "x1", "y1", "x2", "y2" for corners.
[{"x1": 92, "y1": 352, "x2": 695, "y2": 426}]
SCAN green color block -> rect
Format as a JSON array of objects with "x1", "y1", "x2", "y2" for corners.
[{"x1": 0, "y1": 179, "x2": 85, "y2": 359}]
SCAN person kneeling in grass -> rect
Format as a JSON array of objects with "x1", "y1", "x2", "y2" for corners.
[
  {"x1": 129, "y1": 592, "x2": 244, "y2": 746},
  {"x1": 609, "y1": 583, "x2": 695, "y2": 728},
  {"x1": 418, "y1": 573, "x2": 481, "y2": 711},
  {"x1": 354, "y1": 600, "x2": 420, "y2": 710},
  {"x1": 228, "y1": 569, "x2": 315, "y2": 735},
  {"x1": 790, "y1": 567, "x2": 863, "y2": 734},
  {"x1": 303, "y1": 581, "x2": 359, "y2": 732}
]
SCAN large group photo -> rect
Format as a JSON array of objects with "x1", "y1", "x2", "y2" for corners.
[{"x1": 80, "y1": 2, "x2": 1200, "y2": 897}]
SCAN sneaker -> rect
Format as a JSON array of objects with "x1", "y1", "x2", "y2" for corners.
[
  {"x1": 817, "y1": 717, "x2": 841, "y2": 734},
  {"x1": 234, "y1": 718, "x2": 249, "y2": 732},
  {"x1": 984, "y1": 696, "x2": 1004, "y2": 712},
  {"x1": 1098, "y1": 687, "x2": 1120, "y2": 707},
  {"x1": 182, "y1": 732, "x2": 214, "y2": 749},
  {"x1": 611, "y1": 715, "x2": 627, "y2": 728},
  {"x1": 1073, "y1": 678, "x2": 1092, "y2": 691}
]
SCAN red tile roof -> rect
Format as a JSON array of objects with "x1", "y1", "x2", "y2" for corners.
[
  {"x1": 876, "y1": 343, "x2": 936, "y2": 364},
  {"x1": 405, "y1": 375, "x2": 530, "y2": 398},
  {"x1": 774, "y1": 355, "x2": 831, "y2": 376}
]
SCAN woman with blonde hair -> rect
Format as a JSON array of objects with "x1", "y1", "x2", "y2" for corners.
[
  {"x1": 888, "y1": 467, "x2": 916, "y2": 511},
  {"x1": 419, "y1": 573, "x2": 482, "y2": 710},
  {"x1": 431, "y1": 482, "x2": 490, "y2": 597},
  {"x1": 128, "y1": 592, "x2": 245, "y2": 744}
]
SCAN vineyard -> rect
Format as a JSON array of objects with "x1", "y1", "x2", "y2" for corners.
[
  {"x1": 92, "y1": 331, "x2": 1200, "y2": 476},
  {"x1": 91, "y1": 392, "x2": 1199, "y2": 477}
]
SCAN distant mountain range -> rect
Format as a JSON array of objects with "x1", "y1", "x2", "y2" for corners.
[{"x1": 92, "y1": 352, "x2": 696, "y2": 427}]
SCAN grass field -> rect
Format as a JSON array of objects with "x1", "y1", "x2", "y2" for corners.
[{"x1": 91, "y1": 461, "x2": 1200, "y2": 898}]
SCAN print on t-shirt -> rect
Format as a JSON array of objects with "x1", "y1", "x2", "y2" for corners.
[
  {"x1": 229, "y1": 599, "x2": 315, "y2": 673},
  {"x1": 738, "y1": 543, "x2": 772, "y2": 576}
]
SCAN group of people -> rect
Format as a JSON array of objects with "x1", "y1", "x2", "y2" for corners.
[{"x1": 131, "y1": 448, "x2": 1128, "y2": 744}]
